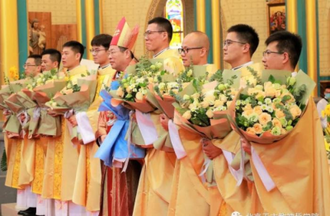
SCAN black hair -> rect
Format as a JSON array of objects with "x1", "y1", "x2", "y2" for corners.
[
  {"x1": 227, "y1": 24, "x2": 259, "y2": 57},
  {"x1": 91, "y1": 34, "x2": 113, "y2": 49},
  {"x1": 41, "y1": 49, "x2": 61, "y2": 68},
  {"x1": 148, "y1": 17, "x2": 173, "y2": 42},
  {"x1": 28, "y1": 54, "x2": 42, "y2": 66},
  {"x1": 265, "y1": 30, "x2": 302, "y2": 69},
  {"x1": 63, "y1": 40, "x2": 85, "y2": 61}
]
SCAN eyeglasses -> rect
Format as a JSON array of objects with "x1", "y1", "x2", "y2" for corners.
[
  {"x1": 262, "y1": 50, "x2": 284, "y2": 57},
  {"x1": 144, "y1": 30, "x2": 164, "y2": 37},
  {"x1": 23, "y1": 64, "x2": 37, "y2": 68},
  {"x1": 223, "y1": 39, "x2": 246, "y2": 47},
  {"x1": 90, "y1": 49, "x2": 107, "y2": 54},
  {"x1": 178, "y1": 47, "x2": 203, "y2": 55}
]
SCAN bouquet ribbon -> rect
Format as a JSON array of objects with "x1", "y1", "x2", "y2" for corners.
[
  {"x1": 33, "y1": 107, "x2": 42, "y2": 120},
  {"x1": 251, "y1": 146, "x2": 275, "y2": 192},
  {"x1": 222, "y1": 150, "x2": 241, "y2": 182},
  {"x1": 168, "y1": 119, "x2": 187, "y2": 159},
  {"x1": 135, "y1": 110, "x2": 158, "y2": 146},
  {"x1": 95, "y1": 90, "x2": 145, "y2": 167},
  {"x1": 17, "y1": 110, "x2": 29, "y2": 127},
  {"x1": 76, "y1": 112, "x2": 95, "y2": 144}
]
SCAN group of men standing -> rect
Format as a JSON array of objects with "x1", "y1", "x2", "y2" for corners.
[{"x1": 4, "y1": 15, "x2": 330, "y2": 216}]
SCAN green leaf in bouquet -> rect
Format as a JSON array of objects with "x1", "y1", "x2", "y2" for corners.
[
  {"x1": 268, "y1": 75, "x2": 276, "y2": 83},
  {"x1": 262, "y1": 121, "x2": 273, "y2": 132},
  {"x1": 261, "y1": 69, "x2": 292, "y2": 84},
  {"x1": 222, "y1": 69, "x2": 241, "y2": 89},
  {"x1": 192, "y1": 79, "x2": 202, "y2": 92},
  {"x1": 209, "y1": 70, "x2": 223, "y2": 82},
  {"x1": 283, "y1": 109, "x2": 293, "y2": 121},
  {"x1": 281, "y1": 94, "x2": 292, "y2": 104},
  {"x1": 246, "y1": 66, "x2": 262, "y2": 84}
]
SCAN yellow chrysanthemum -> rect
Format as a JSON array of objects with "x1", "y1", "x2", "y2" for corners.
[{"x1": 8, "y1": 66, "x2": 19, "y2": 81}]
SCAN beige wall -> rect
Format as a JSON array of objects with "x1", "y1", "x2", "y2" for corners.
[
  {"x1": 318, "y1": 0, "x2": 330, "y2": 77},
  {"x1": 28, "y1": 0, "x2": 77, "y2": 24},
  {"x1": 220, "y1": 0, "x2": 268, "y2": 69},
  {"x1": 102, "y1": 0, "x2": 153, "y2": 58}
]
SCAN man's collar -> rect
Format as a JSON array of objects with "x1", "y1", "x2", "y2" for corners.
[
  {"x1": 99, "y1": 63, "x2": 110, "y2": 70},
  {"x1": 232, "y1": 61, "x2": 253, "y2": 70},
  {"x1": 66, "y1": 65, "x2": 80, "y2": 72},
  {"x1": 153, "y1": 47, "x2": 170, "y2": 58}
]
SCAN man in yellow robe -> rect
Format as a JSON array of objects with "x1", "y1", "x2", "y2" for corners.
[
  {"x1": 29, "y1": 49, "x2": 62, "y2": 216},
  {"x1": 167, "y1": 31, "x2": 223, "y2": 216},
  {"x1": 4, "y1": 55, "x2": 42, "y2": 215},
  {"x1": 67, "y1": 34, "x2": 116, "y2": 215},
  {"x1": 202, "y1": 24, "x2": 263, "y2": 215},
  {"x1": 42, "y1": 41, "x2": 89, "y2": 215},
  {"x1": 239, "y1": 30, "x2": 330, "y2": 214},
  {"x1": 133, "y1": 17, "x2": 184, "y2": 216}
]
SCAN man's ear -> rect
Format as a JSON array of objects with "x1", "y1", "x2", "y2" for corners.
[
  {"x1": 124, "y1": 49, "x2": 131, "y2": 59},
  {"x1": 75, "y1": 53, "x2": 81, "y2": 61},
  {"x1": 282, "y1": 52, "x2": 290, "y2": 64},
  {"x1": 162, "y1": 31, "x2": 168, "y2": 42},
  {"x1": 37, "y1": 65, "x2": 42, "y2": 73},
  {"x1": 200, "y1": 47, "x2": 207, "y2": 57},
  {"x1": 242, "y1": 43, "x2": 250, "y2": 54},
  {"x1": 53, "y1": 61, "x2": 59, "y2": 69}
]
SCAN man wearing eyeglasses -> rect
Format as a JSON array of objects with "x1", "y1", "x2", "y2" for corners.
[
  {"x1": 14, "y1": 54, "x2": 42, "y2": 216},
  {"x1": 23, "y1": 54, "x2": 42, "y2": 77},
  {"x1": 144, "y1": 17, "x2": 183, "y2": 74},
  {"x1": 179, "y1": 31, "x2": 211, "y2": 67},
  {"x1": 223, "y1": 24, "x2": 259, "y2": 70},
  {"x1": 133, "y1": 17, "x2": 183, "y2": 216},
  {"x1": 169, "y1": 30, "x2": 221, "y2": 216},
  {"x1": 262, "y1": 30, "x2": 302, "y2": 76},
  {"x1": 240, "y1": 31, "x2": 330, "y2": 214}
]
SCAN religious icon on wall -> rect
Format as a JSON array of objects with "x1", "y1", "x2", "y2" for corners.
[
  {"x1": 28, "y1": 18, "x2": 47, "y2": 55},
  {"x1": 268, "y1": 3, "x2": 286, "y2": 35}
]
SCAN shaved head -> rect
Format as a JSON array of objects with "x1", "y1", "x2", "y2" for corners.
[
  {"x1": 186, "y1": 31, "x2": 210, "y2": 53},
  {"x1": 180, "y1": 31, "x2": 210, "y2": 66}
]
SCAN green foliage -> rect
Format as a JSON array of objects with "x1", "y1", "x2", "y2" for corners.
[
  {"x1": 246, "y1": 66, "x2": 262, "y2": 85},
  {"x1": 209, "y1": 70, "x2": 223, "y2": 82}
]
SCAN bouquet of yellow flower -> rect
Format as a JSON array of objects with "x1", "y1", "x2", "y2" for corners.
[
  {"x1": 109, "y1": 58, "x2": 166, "y2": 113},
  {"x1": 149, "y1": 65, "x2": 212, "y2": 119},
  {"x1": 173, "y1": 79, "x2": 238, "y2": 139},
  {"x1": 229, "y1": 70, "x2": 315, "y2": 144}
]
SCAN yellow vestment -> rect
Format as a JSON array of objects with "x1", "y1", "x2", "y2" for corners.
[
  {"x1": 133, "y1": 49, "x2": 184, "y2": 216},
  {"x1": 72, "y1": 66, "x2": 116, "y2": 211}
]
